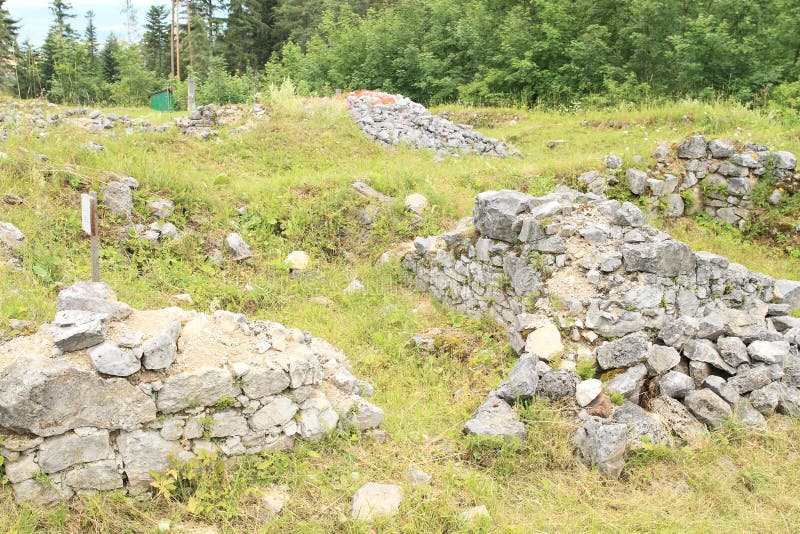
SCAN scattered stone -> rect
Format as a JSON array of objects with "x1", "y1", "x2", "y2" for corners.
[
  {"x1": 225, "y1": 232, "x2": 253, "y2": 261},
  {"x1": 148, "y1": 198, "x2": 174, "y2": 219},
  {"x1": 649, "y1": 396, "x2": 707, "y2": 446},
  {"x1": 459, "y1": 505, "x2": 491, "y2": 523},
  {"x1": 523, "y1": 320, "x2": 563, "y2": 361},
  {"x1": 404, "y1": 193, "x2": 429, "y2": 214},
  {"x1": 496, "y1": 354, "x2": 539, "y2": 404},
  {"x1": 537, "y1": 370, "x2": 580, "y2": 401},
  {"x1": 463, "y1": 395, "x2": 526, "y2": 439},
  {"x1": 604, "y1": 364, "x2": 647, "y2": 402},
  {"x1": 101, "y1": 181, "x2": 134, "y2": 216},
  {"x1": 351, "y1": 482, "x2": 402, "y2": 521},
  {"x1": 88, "y1": 342, "x2": 141, "y2": 376},
  {"x1": 285, "y1": 251, "x2": 310, "y2": 271},
  {"x1": 0, "y1": 221, "x2": 26, "y2": 250},
  {"x1": 406, "y1": 467, "x2": 432, "y2": 486}
]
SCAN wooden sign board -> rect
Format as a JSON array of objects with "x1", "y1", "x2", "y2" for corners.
[{"x1": 81, "y1": 193, "x2": 98, "y2": 237}]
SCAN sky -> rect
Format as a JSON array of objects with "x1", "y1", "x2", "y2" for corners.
[{"x1": 6, "y1": 0, "x2": 169, "y2": 46}]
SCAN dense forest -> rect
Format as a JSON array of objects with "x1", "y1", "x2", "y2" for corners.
[{"x1": 1, "y1": 0, "x2": 800, "y2": 108}]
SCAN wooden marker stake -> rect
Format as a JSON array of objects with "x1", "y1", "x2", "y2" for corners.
[{"x1": 81, "y1": 192, "x2": 100, "y2": 282}]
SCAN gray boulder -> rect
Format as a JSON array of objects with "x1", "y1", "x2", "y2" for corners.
[
  {"x1": 117, "y1": 430, "x2": 185, "y2": 495},
  {"x1": 622, "y1": 240, "x2": 695, "y2": 277},
  {"x1": 0, "y1": 221, "x2": 26, "y2": 249},
  {"x1": 684, "y1": 389, "x2": 732, "y2": 428},
  {"x1": 101, "y1": 181, "x2": 134, "y2": 216},
  {"x1": 733, "y1": 398, "x2": 767, "y2": 430},
  {"x1": 596, "y1": 332, "x2": 649, "y2": 370},
  {"x1": 749, "y1": 383, "x2": 781, "y2": 416},
  {"x1": 683, "y1": 339, "x2": 735, "y2": 373},
  {"x1": 148, "y1": 198, "x2": 174, "y2": 219},
  {"x1": 537, "y1": 370, "x2": 580, "y2": 401},
  {"x1": 463, "y1": 395, "x2": 526, "y2": 439},
  {"x1": 141, "y1": 319, "x2": 181, "y2": 370},
  {"x1": 717, "y1": 336, "x2": 750, "y2": 367},
  {"x1": 225, "y1": 232, "x2": 253, "y2": 261},
  {"x1": 496, "y1": 354, "x2": 539, "y2": 404},
  {"x1": 0, "y1": 355, "x2": 156, "y2": 437},
  {"x1": 702, "y1": 375, "x2": 740, "y2": 405},
  {"x1": 56, "y1": 282, "x2": 131, "y2": 321},
  {"x1": 52, "y1": 311, "x2": 107, "y2": 352},
  {"x1": 659, "y1": 371, "x2": 695, "y2": 399},
  {"x1": 708, "y1": 139, "x2": 734, "y2": 158},
  {"x1": 646, "y1": 345, "x2": 681, "y2": 376},
  {"x1": 88, "y1": 342, "x2": 141, "y2": 376},
  {"x1": 677, "y1": 135, "x2": 708, "y2": 159},
  {"x1": 473, "y1": 190, "x2": 531, "y2": 242},
  {"x1": 351, "y1": 482, "x2": 402, "y2": 521},
  {"x1": 613, "y1": 202, "x2": 645, "y2": 227},
  {"x1": 156, "y1": 367, "x2": 241, "y2": 413},
  {"x1": 604, "y1": 364, "x2": 647, "y2": 402},
  {"x1": 572, "y1": 416, "x2": 628, "y2": 478},
  {"x1": 747, "y1": 340, "x2": 790, "y2": 364},
  {"x1": 727, "y1": 366, "x2": 776, "y2": 394},
  {"x1": 38, "y1": 429, "x2": 112, "y2": 473},
  {"x1": 649, "y1": 395, "x2": 708, "y2": 446},
  {"x1": 612, "y1": 402, "x2": 670, "y2": 448},
  {"x1": 626, "y1": 169, "x2": 648, "y2": 195}
]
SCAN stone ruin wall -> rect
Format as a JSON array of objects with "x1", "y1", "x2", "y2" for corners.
[
  {"x1": 0, "y1": 283, "x2": 383, "y2": 505},
  {"x1": 581, "y1": 134, "x2": 798, "y2": 229},
  {"x1": 402, "y1": 187, "x2": 800, "y2": 476}
]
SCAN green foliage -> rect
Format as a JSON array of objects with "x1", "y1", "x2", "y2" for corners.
[
  {"x1": 609, "y1": 391, "x2": 625, "y2": 406},
  {"x1": 576, "y1": 359, "x2": 597, "y2": 380},
  {"x1": 196, "y1": 57, "x2": 255, "y2": 105}
]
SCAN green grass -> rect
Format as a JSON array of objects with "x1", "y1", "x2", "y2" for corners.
[{"x1": 1, "y1": 95, "x2": 800, "y2": 532}]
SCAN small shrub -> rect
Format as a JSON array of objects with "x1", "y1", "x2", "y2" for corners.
[
  {"x1": 576, "y1": 359, "x2": 597, "y2": 380},
  {"x1": 609, "y1": 391, "x2": 625, "y2": 405}
]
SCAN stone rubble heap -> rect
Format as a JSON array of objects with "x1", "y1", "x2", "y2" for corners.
[
  {"x1": 0, "y1": 282, "x2": 383, "y2": 505},
  {"x1": 346, "y1": 90, "x2": 509, "y2": 156},
  {"x1": 402, "y1": 188, "x2": 800, "y2": 477},
  {"x1": 580, "y1": 134, "x2": 798, "y2": 228},
  {"x1": 174, "y1": 104, "x2": 263, "y2": 138}
]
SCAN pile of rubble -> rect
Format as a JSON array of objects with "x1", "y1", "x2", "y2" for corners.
[
  {"x1": 580, "y1": 135, "x2": 798, "y2": 228},
  {"x1": 0, "y1": 283, "x2": 383, "y2": 504},
  {"x1": 402, "y1": 188, "x2": 800, "y2": 477},
  {"x1": 346, "y1": 90, "x2": 510, "y2": 156}
]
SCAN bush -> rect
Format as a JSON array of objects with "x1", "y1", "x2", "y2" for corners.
[{"x1": 196, "y1": 57, "x2": 255, "y2": 105}]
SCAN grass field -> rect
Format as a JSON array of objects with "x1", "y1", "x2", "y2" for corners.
[{"x1": 1, "y1": 95, "x2": 800, "y2": 532}]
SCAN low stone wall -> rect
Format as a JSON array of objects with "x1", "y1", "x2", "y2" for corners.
[
  {"x1": 402, "y1": 188, "x2": 800, "y2": 477},
  {"x1": 580, "y1": 135, "x2": 798, "y2": 228},
  {"x1": 346, "y1": 90, "x2": 509, "y2": 156},
  {"x1": 0, "y1": 283, "x2": 382, "y2": 505}
]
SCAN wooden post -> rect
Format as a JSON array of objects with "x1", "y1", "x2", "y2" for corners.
[
  {"x1": 176, "y1": 0, "x2": 181, "y2": 81},
  {"x1": 82, "y1": 192, "x2": 100, "y2": 282},
  {"x1": 170, "y1": 0, "x2": 175, "y2": 77}
]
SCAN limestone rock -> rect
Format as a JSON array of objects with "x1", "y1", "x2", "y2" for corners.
[
  {"x1": 38, "y1": 429, "x2": 113, "y2": 474},
  {"x1": 0, "y1": 355, "x2": 156, "y2": 437},
  {"x1": 576, "y1": 378, "x2": 603, "y2": 407},
  {"x1": 611, "y1": 401, "x2": 670, "y2": 448},
  {"x1": 101, "y1": 181, "x2": 134, "y2": 216},
  {"x1": 117, "y1": 430, "x2": 184, "y2": 495},
  {"x1": 473, "y1": 190, "x2": 531, "y2": 242},
  {"x1": 649, "y1": 395, "x2": 707, "y2": 446},
  {"x1": 596, "y1": 332, "x2": 649, "y2": 370},
  {"x1": 225, "y1": 232, "x2": 253, "y2": 261},
  {"x1": 684, "y1": 389, "x2": 732, "y2": 428},
  {"x1": 148, "y1": 198, "x2": 174, "y2": 219},
  {"x1": 496, "y1": 354, "x2": 539, "y2": 404},
  {"x1": 646, "y1": 345, "x2": 681, "y2": 376},
  {"x1": 463, "y1": 395, "x2": 526, "y2": 439},
  {"x1": 524, "y1": 321, "x2": 563, "y2": 361},
  {"x1": 677, "y1": 135, "x2": 707, "y2": 159},
  {"x1": 285, "y1": 250, "x2": 310, "y2": 271},
  {"x1": 351, "y1": 482, "x2": 402, "y2": 521},
  {"x1": 156, "y1": 367, "x2": 241, "y2": 413},
  {"x1": 604, "y1": 364, "x2": 647, "y2": 402},
  {"x1": 658, "y1": 371, "x2": 695, "y2": 399},
  {"x1": 626, "y1": 169, "x2": 648, "y2": 195},
  {"x1": 572, "y1": 416, "x2": 628, "y2": 478},
  {"x1": 142, "y1": 319, "x2": 181, "y2": 370},
  {"x1": 537, "y1": 370, "x2": 580, "y2": 401},
  {"x1": 56, "y1": 282, "x2": 131, "y2": 321},
  {"x1": 88, "y1": 342, "x2": 141, "y2": 376},
  {"x1": 404, "y1": 193, "x2": 429, "y2": 214},
  {"x1": 0, "y1": 221, "x2": 26, "y2": 249}
]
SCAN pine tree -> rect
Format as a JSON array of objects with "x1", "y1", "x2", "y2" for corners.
[
  {"x1": 143, "y1": 4, "x2": 170, "y2": 76},
  {"x1": 101, "y1": 34, "x2": 121, "y2": 83},
  {"x1": 0, "y1": 0, "x2": 20, "y2": 67},
  {"x1": 84, "y1": 10, "x2": 98, "y2": 68},
  {"x1": 221, "y1": 0, "x2": 278, "y2": 73},
  {"x1": 40, "y1": 0, "x2": 78, "y2": 89}
]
